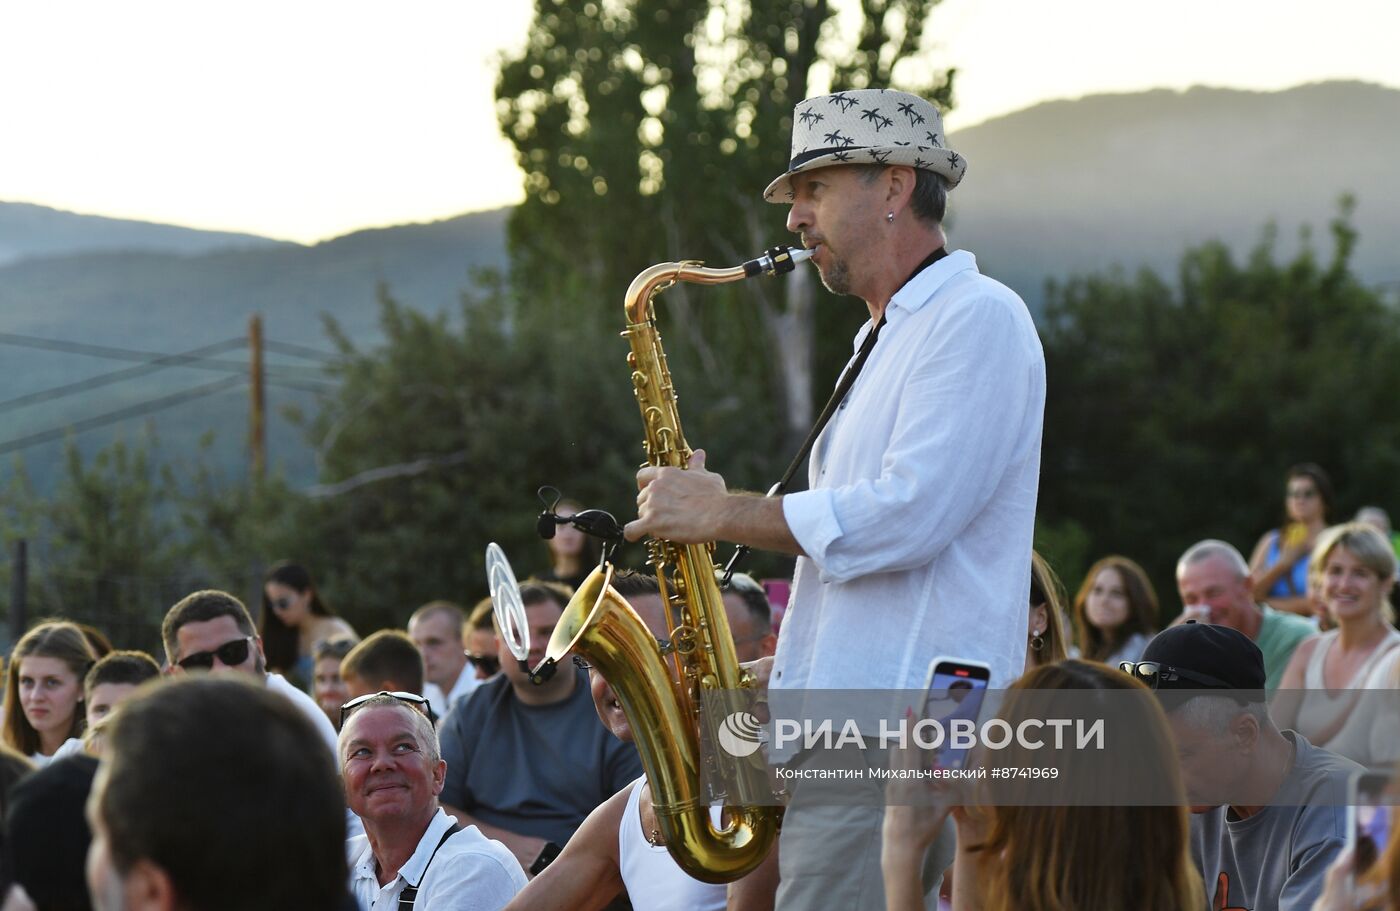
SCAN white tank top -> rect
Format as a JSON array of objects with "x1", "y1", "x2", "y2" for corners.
[{"x1": 617, "y1": 777, "x2": 728, "y2": 911}]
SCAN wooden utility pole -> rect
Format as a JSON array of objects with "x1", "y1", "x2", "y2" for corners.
[
  {"x1": 249, "y1": 314, "x2": 266, "y2": 481},
  {"x1": 10, "y1": 539, "x2": 27, "y2": 644}
]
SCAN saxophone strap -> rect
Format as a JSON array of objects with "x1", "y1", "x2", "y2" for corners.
[{"x1": 722, "y1": 245, "x2": 947, "y2": 584}]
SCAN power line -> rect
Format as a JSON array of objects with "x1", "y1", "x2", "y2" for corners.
[
  {"x1": 0, "y1": 332, "x2": 329, "y2": 376},
  {"x1": 264, "y1": 339, "x2": 336, "y2": 362},
  {"x1": 0, "y1": 338, "x2": 246, "y2": 415},
  {"x1": 0, "y1": 376, "x2": 246, "y2": 456}
]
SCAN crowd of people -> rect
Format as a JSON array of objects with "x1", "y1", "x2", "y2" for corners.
[{"x1": 5, "y1": 86, "x2": 1400, "y2": 911}]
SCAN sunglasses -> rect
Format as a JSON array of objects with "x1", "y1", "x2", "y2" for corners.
[
  {"x1": 177, "y1": 636, "x2": 255, "y2": 672},
  {"x1": 271, "y1": 597, "x2": 293, "y2": 610},
  {"x1": 1118, "y1": 660, "x2": 1232, "y2": 690},
  {"x1": 339, "y1": 690, "x2": 431, "y2": 727},
  {"x1": 467, "y1": 653, "x2": 501, "y2": 676}
]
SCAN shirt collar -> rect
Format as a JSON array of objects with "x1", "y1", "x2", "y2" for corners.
[
  {"x1": 849, "y1": 249, "x2": 978, "y2": 353},
  {"x1": 352, "y1": 807, "x2": 456, "y2": 890},
  {"x1": 889, "y1": 249, "x2": 977, "y2": 317}
]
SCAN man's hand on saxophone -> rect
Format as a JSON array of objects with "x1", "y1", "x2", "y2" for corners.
[{"x1": 623, "y1": 450, "x2": 806, "y2": 557}]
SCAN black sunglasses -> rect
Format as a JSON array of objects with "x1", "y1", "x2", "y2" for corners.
[
  {"x1": 177, "y1": 636, "x2": 255, "y2": 672},
  {"x1": 339, "y1": 690, "x2": 431, "y2": 727},
  {"x1": 467, "y1": 653, "x2": 501, "y2": 676},
  {"x1": 1118, "y1": 660, "x2": 1233, "y2": 690}
]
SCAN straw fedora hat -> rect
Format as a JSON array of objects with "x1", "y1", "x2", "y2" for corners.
[{"x1": 763, "y1": 88, "x2": 967, "y2": 203}]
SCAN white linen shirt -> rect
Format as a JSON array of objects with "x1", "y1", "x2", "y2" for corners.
[
  {"x1": 347, "y1": 808, "x2": 526, "y2": 911},
  {"x1": 776, "y1": 250, "x2": 1044, "y2": 696}
]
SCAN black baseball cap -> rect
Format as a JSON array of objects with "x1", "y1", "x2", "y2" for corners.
[{"x1": 1125, "y1": 622, "x2": 1266, "y2": 704}]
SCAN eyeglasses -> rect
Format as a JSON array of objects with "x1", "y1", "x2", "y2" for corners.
[
  {"x1": 467, "y1": 653, "x2": 501, "y2": 676},
  {"x1": 1287, "y1": 487, "x2": 1318, "y2": 499},
  {"x1": 177, "y1": 636, "x2": 255, "y2": 671},
  {"x1": 339, "y1": 690, "x2": 430, "y2": 727},
  {"x1": 1118, "y1": 660, "x2": 1233, "y2": 690},
  {"x1": 271, "y1": 597, "x2": 293, "y2": 610}
]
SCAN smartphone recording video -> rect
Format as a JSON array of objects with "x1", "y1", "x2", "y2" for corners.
[
  {"x1": 921, "y1": 656, "x2": 992, "y2": 770},
  {"x1": 1349, "y1": 770, "x2": 1397, "y2": 883}
]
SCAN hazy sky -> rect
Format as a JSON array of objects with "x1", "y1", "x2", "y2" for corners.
[{"x1": 1, "y1": 0, "x2": 1394, "y2": 243}]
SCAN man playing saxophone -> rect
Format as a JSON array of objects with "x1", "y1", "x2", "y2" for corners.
[{"x1": 624, "y1": 88, "x2": 1046, "y2": 910}]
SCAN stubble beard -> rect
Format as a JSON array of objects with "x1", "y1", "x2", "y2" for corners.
[{"x1": 817, "y1": 248, "x2": 852, "y2": 296}]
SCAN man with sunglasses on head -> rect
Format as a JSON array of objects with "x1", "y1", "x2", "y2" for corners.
[
  {"x1": 409, "y1": 600, "x2": 482, "y2": 718},
  {"x1": 340, "y1": 693, "x2": 526, "y2": 910},
  {"x1": 1127, "y1": 622, "x2": 1358, "y2": 911}
]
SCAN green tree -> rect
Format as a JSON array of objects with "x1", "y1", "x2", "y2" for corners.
[
  {"x1": 0, "y1": 435, "x2": 184, "y2": 650},
  {"x1": 279, "y1": 280, "x2": 646, "y2": 632},
  {"x1": 1038, "y1": 202, "x2": 1400, "y2": 617},
  {"x1": 496, "y1": 0, "x2": 955, "y2": 454}
]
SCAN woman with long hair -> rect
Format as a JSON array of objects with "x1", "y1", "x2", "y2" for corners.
[
  {"x1": 882, "y1": 660, "x2": 1203, "y2": 911},
  {"x1": 2, "y1": 621, "x2": 96, "y2": 766},
  {"x1": 1249, "y1": 463, "x2": 1334, "y2": 616},
  {"x1": 1025, "y1": 551, "x2": 1069, "y2": 673},
  {"x1": 259, "y1": 562, "x2": 356, "y2": 688},
  {"x1": 1274, "y1": 523, "x2": 1400, "y2": 765},
  {"x1": 540, "y1": 498, "x2": 604, "y2": 593},
  {"x1": 1072, "y1": 555, "x2": 1159, "y2": 666}
]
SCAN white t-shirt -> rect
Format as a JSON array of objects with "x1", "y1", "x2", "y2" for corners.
[
  {"x1": 27, "y1": 737, "x2": 83, "y2": 768},
  {"x1": 347, "y1": 808, "x2": 525, "y2": 911}
]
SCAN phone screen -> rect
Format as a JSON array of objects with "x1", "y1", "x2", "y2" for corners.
[
  {"x1": 1354, "y1": 773, "x2": 1394, "y2": 878},
  {"x1": 922, "y1": 659, "x2": 991, "y2": 770}
]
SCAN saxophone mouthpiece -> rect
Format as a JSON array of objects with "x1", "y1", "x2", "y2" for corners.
[{"x1": 743, "y1": 246, "x2": 816, "y2": 278}]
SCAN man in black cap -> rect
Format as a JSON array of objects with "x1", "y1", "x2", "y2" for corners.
[{"x1": 1125, "y1": 623, "x2": 1358, "y2": 911}]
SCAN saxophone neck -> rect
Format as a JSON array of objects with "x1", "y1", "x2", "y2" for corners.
[{"x1": 624, "y1": 248, "x2": 813, "y2": 324}]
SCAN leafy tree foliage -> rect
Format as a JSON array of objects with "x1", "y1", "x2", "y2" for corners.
[
  {"x1": 1037, "y1": 201, "x2": 1400, "y2": 619},
  {"x1": 496, "y1": 0, "x2": 956, "y2": 450}
]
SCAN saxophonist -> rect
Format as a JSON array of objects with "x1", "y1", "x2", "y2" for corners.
[{"x1": 624, "y1": 89, "x2": 1046, "y2": 911}]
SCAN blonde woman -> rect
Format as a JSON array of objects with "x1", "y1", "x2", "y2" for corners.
[{"x1": 1273, "y1": 524, "x2": 1400, "y2": 765}]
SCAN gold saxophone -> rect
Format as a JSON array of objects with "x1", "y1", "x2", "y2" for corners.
[{"x1": 536, "y1": 246, "x2": 813, "y2": 883}]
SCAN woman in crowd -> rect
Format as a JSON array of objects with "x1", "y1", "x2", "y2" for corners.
[
  {"x1": 310, "y1": 637, "x2": 356, "y2": 730},
  {"x1": 1250, "y1": 463, "x2": 1334, "y2": 616},
  {"x1": 1274, "y1": 524, "x2": 1400, "y2": 765},
  {"x1": 882, "y1": 660, "x2": 1203, "y2": 910},
  {"x1": 258, "y1": 562, "x2": 356, "y2": 688},
  {"x1": 1, "y1": 621, "x2": 96, "y2": 767},
  {"x1": 1072, "y1": 555, "x2": 1159, "y2": 666},
  {"x1": 540, "y1": 498, "x2": 602, "y2": 593},
  {"x1": 1025, "y1": 551, "x2": 1069, "y2": 673}
]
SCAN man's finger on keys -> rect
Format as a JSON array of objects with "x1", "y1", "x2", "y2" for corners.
[{"x1": 623, "y1": 519, "x2": 650, "y2": 543}]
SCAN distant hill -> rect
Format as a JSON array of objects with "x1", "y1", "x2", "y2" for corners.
[
  {"x1": 2, "y1": 80, "x2": 1397, "y2": 493},
  {"x1": 0, "y1": 208, "x2": 511, "y2": 492},
  {"x1": 0, "y1": 201, "x2": 295, "y2": 266},
  {"x1": 947, "y1": 80, "x2": 1400, "y2": 309}
]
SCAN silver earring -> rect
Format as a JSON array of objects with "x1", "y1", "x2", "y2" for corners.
[{"x1": 886, "y1": 212, "x2": 894, "y2": 223}]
